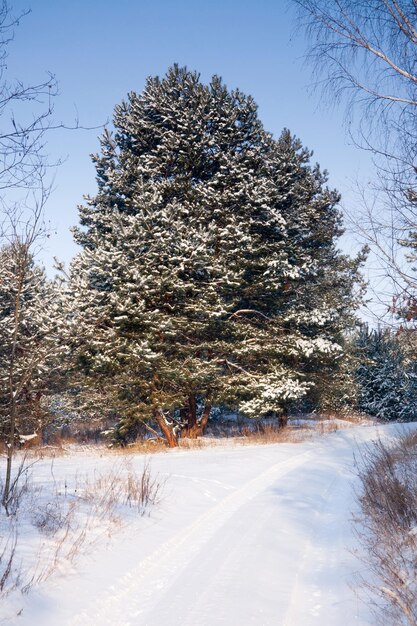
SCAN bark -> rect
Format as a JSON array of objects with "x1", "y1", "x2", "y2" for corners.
[
  {"x1": 198, "y1": 403, "x2": 212, "y2": 433},
  {"x1": 188, "y1": 394, "x2": 197, "y2": 429},
  {"x1": 179, "y1": 394, "x2": 197, "y2": 432},
  {"x1": 2, "y1": 397, "x2": 16, "y2": 513},
  {"x1": 181, "y1": 394, "x2": 197, "y2": 438},
  {"x1": 182, "y1": 401, "x2": 212, "y2": 439},
  {"x1": 153, "y1": 407, "x2": 178, "y2": 448},
  {"x1": 278, "y1": 409, "x2": 288, "y2": 429},
  {"x1": 2, "y1": 262, "x2": 24, "y2": 513}
]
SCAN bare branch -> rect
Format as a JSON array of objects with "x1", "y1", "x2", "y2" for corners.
[{"x1": 228, "y1": 308, "x2": 271, "y2": 321}]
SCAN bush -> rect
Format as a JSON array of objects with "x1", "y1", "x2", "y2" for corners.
[{"x1": 355, "y1": 430, "x2": 417, "y2": 625}]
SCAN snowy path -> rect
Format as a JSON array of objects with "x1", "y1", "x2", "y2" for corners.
[{"x1": 13, "y1": 425, "x2": 404, "y2": 625}]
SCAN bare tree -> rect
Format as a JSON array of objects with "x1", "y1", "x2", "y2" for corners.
[
  {"x1": 294, "y1": 0, "x2": 417, "y2": 322},
  {"x1": 0, "y1": 2, "x2": 69, "y2": 511},
  {"x1": 0, "y1": 185, "x2": 66, "y2": 514},
  {"x1": 294, "y1": 1, "x2": 417, "y2": 165},
  {"x1": 0, "y1": 2, "x2": 60, "y2": 195}
]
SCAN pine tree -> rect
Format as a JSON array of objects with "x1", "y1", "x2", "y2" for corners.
[
  {"x1": 69, "y1": 66, "x2": 363, "y2": 445},
  {"x1": 355, "y1": 327, "x2": 417, "y2": 421}
]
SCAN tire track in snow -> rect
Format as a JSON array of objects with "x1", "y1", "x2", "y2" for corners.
[
  {"x1": 282, "y1": 450, "x2": 370, "y2": 626},
  {"x1": 282, "y1": 473, "x2": 342, "y2": 626},
  {"x1": 160, "y1": 480, "x2": 290, "y2": 626},
  {"x1": 67, "y1": 449, "x2": 312, "y2": 626},
  {"x1": 282, "y1": 427, "x2": 402, "y2": 626}
]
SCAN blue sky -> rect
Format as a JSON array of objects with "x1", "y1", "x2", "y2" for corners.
[{"x1": 9, "y1": 0, "x2": 373, "y2": 271}]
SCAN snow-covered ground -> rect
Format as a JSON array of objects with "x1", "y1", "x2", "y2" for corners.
[{"x1": 1, "y1": 423, "x2": 412, "y2": 626}]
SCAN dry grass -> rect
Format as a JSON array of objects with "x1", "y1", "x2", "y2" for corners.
[
  {"x1": 3, "y1": 414, "x2": 349, "y2": 463},
  {"x1": 317, "y1": 409, "x2": 372, "y2": 424},
  {"x1": 215, "y1": 418, "x2": 341, "y2": 444},
  {"x1": 1, "y1": 455, "x2": 35, "y2": 516},
  {"x1": 235, "y1": 422, "x2": 310, "y2": 444},
  {"x1": 82, "y1": 416, "x2": 344, "y2": 453},
  {"x1": 354, "y1": 429, "x2": 417, "y2": 625},
  {"x1": 24, "y1": 445, "x2": 70, "y2": 459},
  {"x1": 0, "y1": 457, "x2": 164, "y2": 603},
  {"x1": 78, "y1": 459, "x2": 164, "y2": 516},
  {"x1": 0, "y1": 530, "x2": 19, "y2": 595},
  {"x1": 113, "y1": 438, "x2": 168, "y2": 455}
]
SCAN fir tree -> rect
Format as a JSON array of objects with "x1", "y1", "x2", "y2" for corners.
[{"x1": 69, "y1": 66, "x2": 363, "y2": 445}]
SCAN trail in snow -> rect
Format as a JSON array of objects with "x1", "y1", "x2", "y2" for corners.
[
  {"x1": 12, "y1": 424, "x2": 410, "y2": 626},
  {"x1": 67, "y1": 450, "x2": 312, "y2": 626}
]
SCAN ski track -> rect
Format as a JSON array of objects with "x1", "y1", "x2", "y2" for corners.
[
  {"x1": 14, "y1": 425, "x2": 406, "y2": 626},
  {"x1": 282, "y1": 467, "x2": 363, "y2": 626},
  {"x1": 67, "y1": 450, "x2": 312, "y2": 626}
]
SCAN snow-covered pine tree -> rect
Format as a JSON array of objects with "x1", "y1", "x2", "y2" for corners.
[
  {"x1": 222, "y1": 130, "x2": 365, "y2": 419},
  {"x1": 0, "y1": 241, "x2": 63, "y2": 509},
  {"x1": 69, "y1": 66, "x2": 363, "y2": 445},
  {"x1": 355, "y1": 326, "x2": 417, "y2": 421}
]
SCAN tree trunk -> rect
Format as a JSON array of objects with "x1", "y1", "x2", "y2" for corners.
[
  {"x1": 181, "y1": 394, "x2": 198, "y2": 438},
  {"x1": 198, "y1": 403, "x2": 212, "y2": 433},
  {"x1": 188, "y1": 394, "x2": 197, "y2": 429},
  {"x1": 183, "y1": 402, "x2": 212, "y2": 439},
  {"x1": 2, "y1": 397, "x2": 16, "y2": 513},
  {"x1": 153, "y1": 408, "x2": 178, "y2": 448},
  {"x1": 278, "y1": 409, "x2": 288, "y2": 429},
  {"x1": 2, "y1": 264, "x2": 23, "y2": 513}
]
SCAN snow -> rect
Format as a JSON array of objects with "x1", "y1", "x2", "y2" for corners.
[
  {"x1": 1, "y1": 424, "x2": 413, "y2": 626},
  {"x1": 18, "y1": 434, "x2": 38, "y2": 444}
]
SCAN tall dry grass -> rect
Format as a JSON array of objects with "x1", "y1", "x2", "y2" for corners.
[
  {"x1": 0, "y1": 458, "x2": 164, "y2": 602},
  {"x1": 355, "y1": 429, "x2": 417, "y2": 625}
]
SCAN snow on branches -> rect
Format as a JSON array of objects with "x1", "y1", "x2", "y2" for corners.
[{"x1": 69, "y1": 66, "x2": 364, "y2": 444}]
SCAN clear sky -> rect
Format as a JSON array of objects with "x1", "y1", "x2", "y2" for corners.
[{"x1": 8, "y1": 0, "x2": 374, "y2": 273}]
